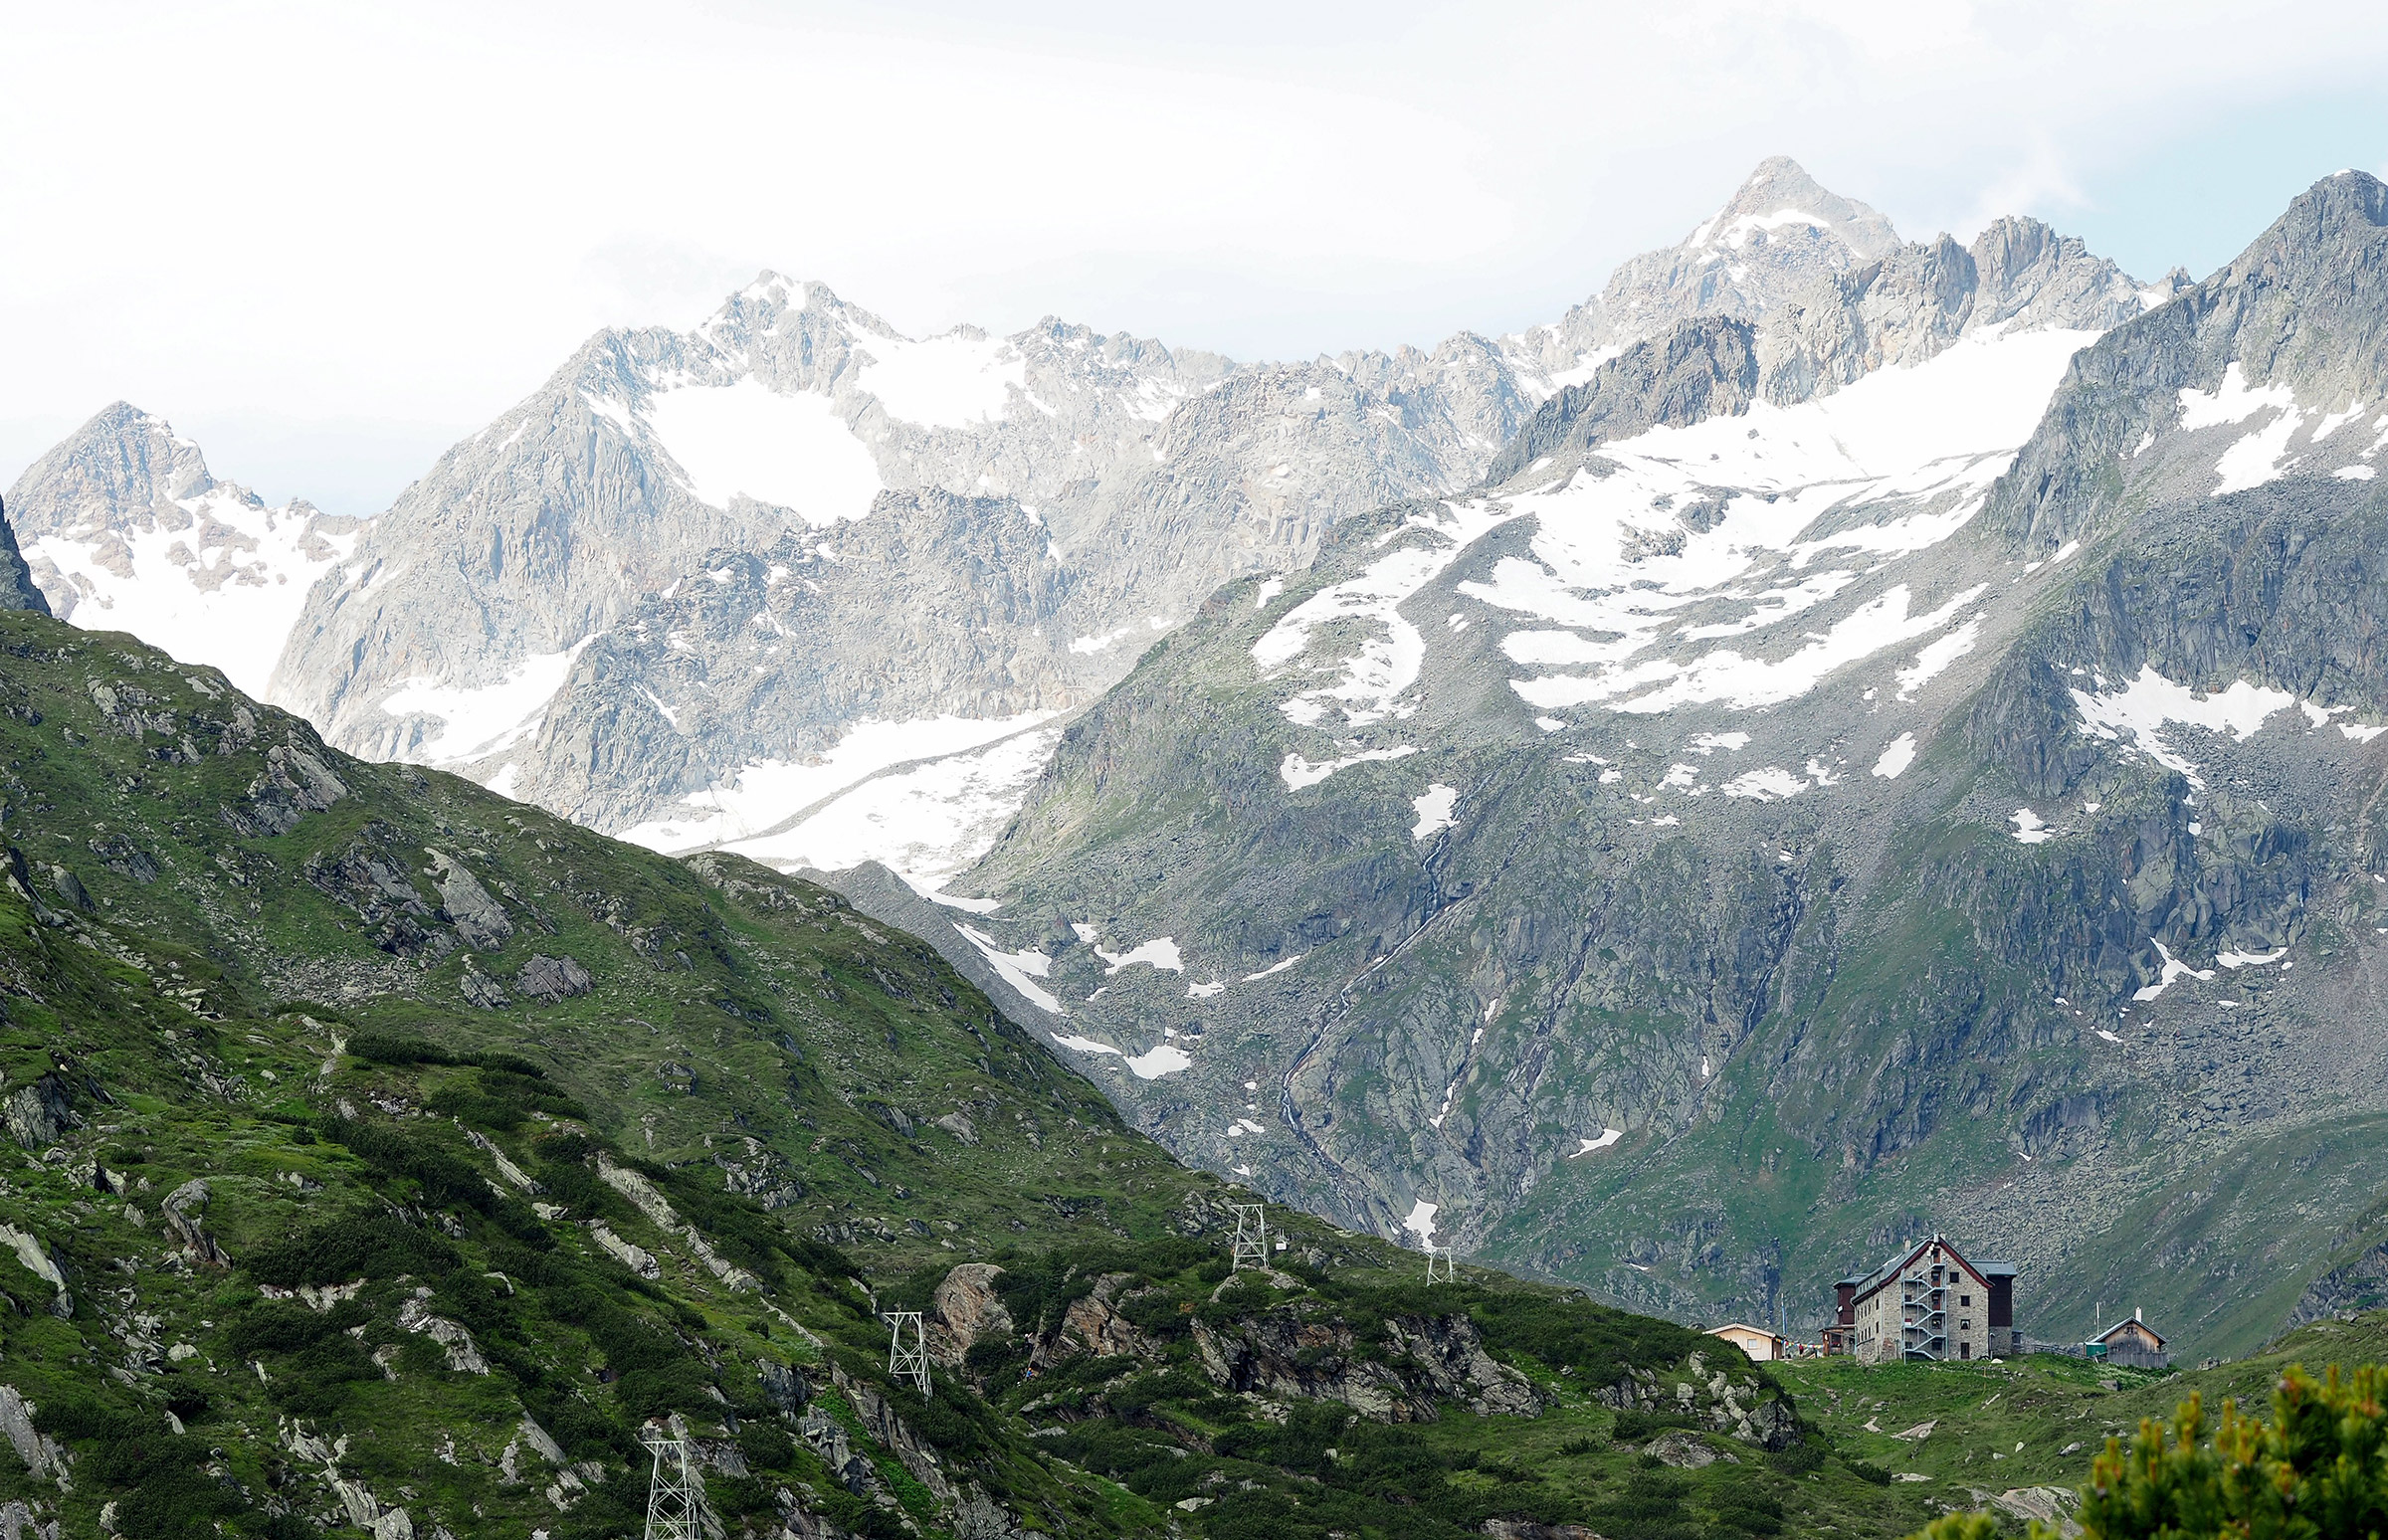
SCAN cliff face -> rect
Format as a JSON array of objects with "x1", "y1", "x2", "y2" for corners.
[{"x1": 0, "y1": 498, "x2": 51, "y2": 615}]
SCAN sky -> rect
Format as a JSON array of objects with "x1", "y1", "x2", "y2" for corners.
[{"x1": 2, "y1": 0, "x2": 2385, "y2": 516}]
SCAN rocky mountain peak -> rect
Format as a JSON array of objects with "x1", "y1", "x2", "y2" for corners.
[
  {"x1": 3, "y1": 406, "x2": 361, "y2": 694},
  {"x1": 1594, "y1": 156, "x2": 1907, "y2": 349},
  {"x1": 1987, "y1": 168, "x2": 2388, "y2": 553},
  {"x1": 6, "y1": 401, "x2": 217, "y2": 534},
  {"x1": 1684, "y1": 154, "x2": 1903, "y2": 262}
]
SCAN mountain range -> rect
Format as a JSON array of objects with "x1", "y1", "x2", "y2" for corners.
[
  {"x1": 901, "y1": 168, "x2": 2388, "y2": 1359},
  {"x1": 10, "y1": 158, "x2": 2078, "y2": 893},
  {"x1": 11, "y1": 156, "x2": 2384, "y2": 1367}
]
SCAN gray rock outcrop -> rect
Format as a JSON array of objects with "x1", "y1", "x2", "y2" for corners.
[{"x1": 0, "y1": 499, "x2": 49, "y2": 616}]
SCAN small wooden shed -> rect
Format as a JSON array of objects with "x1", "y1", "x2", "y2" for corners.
[{"x1": 2092, "y1": 1312, "x2": 2169, "y2": 1369}]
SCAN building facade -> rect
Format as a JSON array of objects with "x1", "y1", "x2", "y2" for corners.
[{"x1": 1833, "y1": 1236, "x2": 2019, "y2": 1363}]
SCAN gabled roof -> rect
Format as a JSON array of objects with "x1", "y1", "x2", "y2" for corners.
[
  {"x1": 1707, "y1": 1322, "x2": 1783, "y2": 1340},
  {"x1": 1849, "y1": 1235, "x2": 1992, "y2": 1306},
  {"x1": 2095, "y1": 1318, "x2": 2166, "y2": 1348}
]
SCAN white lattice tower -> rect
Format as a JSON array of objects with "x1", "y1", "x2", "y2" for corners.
[
  {"x1": 642, "y1": 1436, "x2": 705, "y2": 1540},
  {"x1": 884, "y1": 1310, "x2": 930, "y2": 1396},
  {"x1": 1229, "y1": 1203, "x2": 1268, "y2": 1271},
  {"x1": 1425, "y1": 1246, "x2": 1456, "y2": 1284}
]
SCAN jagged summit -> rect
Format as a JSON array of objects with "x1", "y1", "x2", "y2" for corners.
[
  {"x1": 2, "y1": 405, "x2": 361, "y2": 696},
  {"x1": 1594, "y1": 156, "x2": 1909, "y2": 341},
  {"x1": 10, "y1": 401, "x2": 218, "y2": 524},
  {"x1": 1681, "y1": 154, "x2": 1903, "y2": 261}
]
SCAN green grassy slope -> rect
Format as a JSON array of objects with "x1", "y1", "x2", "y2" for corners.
[{"x1": 0, "y1": 607, "x2": 1977, "y2": 1540}]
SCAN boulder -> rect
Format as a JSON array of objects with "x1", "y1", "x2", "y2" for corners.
[
  {"x1": 1647, "y1": 1429, "x2": 1730, "y2": 1468},
  {"x1": 927, "y1": 1263, "x2": 1012, "y2": 1368},
  {"x1": 514, "y1": 954, "x2": 593, "y2": 1002}
]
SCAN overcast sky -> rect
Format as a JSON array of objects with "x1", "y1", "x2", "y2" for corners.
[{"x1": 4, "y1": 0, "x2": 2385, "y2": 514}]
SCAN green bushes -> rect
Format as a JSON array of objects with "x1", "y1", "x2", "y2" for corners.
[
  {"x1": 348, "y1": 1032, "x2": 549, "y2": 1079},
  {"x1": 320, "y1": 1113, "x2": 492, "y2": 1213},
  {"x1": 226, "y1": 1298, "x2": 368, "y2": 1356},
  {"x1": 1610, "y1": 1409, "x2": 1699, "y2": 1443},
  {"x1": 1588, "y1": 1469, "x2": 1700, "y2": 1540},
  {"x1": 245, "y1": 1212, "x2": 459, "y2": 1286},
  {"x1": 33, "y1": 1395, "x2": 241, "y2": 1540},
  {"x1": 2083, "y1": 1365, "x2": 2388, "y2": 1540},
  {"x1": 1469, "y1": 1290, "x2": 1709, "y2": 1388},
  {"x1": 426, "y1": 1066, "x2": 585, "y2": 1129}
]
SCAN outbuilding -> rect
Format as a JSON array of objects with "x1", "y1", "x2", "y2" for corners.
[
  {"x1": 2091, "y1": 1312, "x2": 2168, "y2": 1370},
  {"x1": 1706, "y1": 1322, "x2": 1786, "y2": 1362}
]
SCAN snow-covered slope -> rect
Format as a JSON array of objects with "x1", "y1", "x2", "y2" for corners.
[{"x1": 4, "y1": 404, "x2": 362, "y2": 696}]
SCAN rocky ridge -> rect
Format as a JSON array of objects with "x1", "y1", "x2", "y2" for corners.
[{"x1": 0, "y1": 498, "x2": 46, "y2": 616}]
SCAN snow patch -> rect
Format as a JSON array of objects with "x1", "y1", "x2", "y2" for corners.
[
  {"x1": 1281, "y1": 745, "x2": 1417, "y2": 790},
  {"x1": 1123, "y1": 1045, "x2": 1193, "y2": 1078},
  {"x1": 2216, "y1": 946, "x2": 2288, "y2": 969},
  {"x1": 647, "y1": 379, "x2": 884, "y2": 525},
  {"x1": 381, "y1": 640, "x2": 591, "y2": 766},
  {"x1": 2010, "y1": 809, "x2": 2053, "y2": 844},
  {"x1": 2177, "y1": 363, "x2": 2295, "y2": 431},
  {"x1": 1721, "y1": 767, "x2": 1806, "y2": 802},
  {"x1": 1895, "y1": 618, "x2": 1981, "y2": 701},
  {"x1": 1571, "y1": 1129, "x2": 1624, "y2": 1157},
  {"x1": 1411, "y1": 783, "x2": 1459, "y2": 841},
  {"x1": 2071, "y1": 668, "x2": 2298, "y2": 789},
  {"x1": 622, "y1": 712, "x2": 1056, "y2": 855},
  {"x1": 1402, "y1": 1200, "x2": 1440, "y2": 1250},
  {"x1": 718, "y1": 722, "x2": 1065, "y2": 884},
  {"x1": 1255, "y1": 499, "x2": 1514, "y2": 727},
  {"x1": 1095, "y1": 937, "x2": 1184, "y2": 975},
  {"x1": 1474, "y1": 329, "x2": 2090, "y2": 714},
  {"x1": 1873, "y1": 733, "x2": 1917, "y2": 779},
  {"x1": 30, "y1": 486, "x2": 358, "y2": 699},
  {"x1": 854, "y1": 330, "x2": 1025, "y2": 428},
  {"x1": 956, "y1": 925, "x2": 1062, "y2": 1014},
  {"x1": 2131, "y1": 940, "x2": 2214, "y2": 1002}
]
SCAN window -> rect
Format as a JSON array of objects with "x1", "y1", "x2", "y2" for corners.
[
  {"x1": 1961, "y1": 1295, "x2": 1971, "y2": 1306},
  {"x1": 1960, "y1": 1342, "x2": 1971, "y2": 1360}
]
